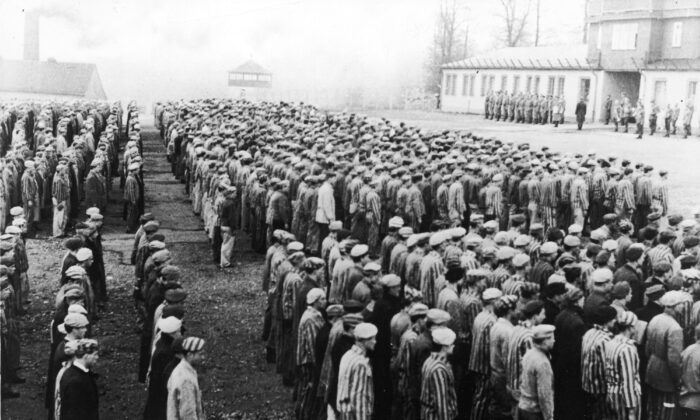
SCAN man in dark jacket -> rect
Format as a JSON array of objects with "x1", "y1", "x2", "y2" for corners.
[
  {"x1": 530, "y1": 242, "x2": 557, "y2": 291},
  {"x1": 543, "y1": 282, "x2": 566, "y2": 325},
  {"x1": 583, "y1": 268, "x2": 613, "y2": 324},
  {"x1": 636, "y1": 285, "x2": 665, "y2": 324},
  {"x1": 575, "y1": 97, "x2": 587, "y2": 130},
  {"x1": 367, "y1": 274, "x2": 402, "y2": 419},
  {"x1": 143, "y1": 316, "x2": 182, "y2": 420},
  {"x1": 59, "y1": 339, "x2": 100, "y2": 420},
  {"x1": 553, "y1": 288, "x2": 587, "y2": 420},
  {"x1": 613, "y1": 245, "x2": 645, "y2": 310}
]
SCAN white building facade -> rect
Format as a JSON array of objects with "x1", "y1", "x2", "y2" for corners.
[{"x1": 441, "y1": 0, "x2": 700, "y2": 127}]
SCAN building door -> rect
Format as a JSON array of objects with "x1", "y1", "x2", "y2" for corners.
[
  {"x1": 653, "y1": 80, "x2": 667, "y2": 106},
  {"x1": 579, "y1": 78, "x2": 591, "y2": 101}
]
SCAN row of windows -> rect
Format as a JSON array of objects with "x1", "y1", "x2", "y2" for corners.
[
  {"x1": 228, "y1": 73, "x2": 272, "y2": 82},
  {"x1": 652, "y1": 79, "x2": 698, "y2": 105},
  {"x1": 597, "y1": 21, "x2": 683, "y2": 51},
  {"x1": 443, "y1": 73, "x2": 566, "y2": 97}
]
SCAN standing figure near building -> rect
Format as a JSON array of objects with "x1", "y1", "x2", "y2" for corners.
[
  {"x1": 635, "y1": 101, "x2": 645, "y2": 139},
  {"x1": 575, "y1": 97, "x2": 587, "y2": 131},
  {"x1": 649, "y1": 100, "x2": 660, "y2": 136},
  {"x1": 683, "y1": 100, "x2": 694, "y2": 139}
]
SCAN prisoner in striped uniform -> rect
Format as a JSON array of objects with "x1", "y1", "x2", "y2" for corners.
[
  {"x1": 393, "y1": 303, "x2": 428, "y2": 420},
  {"x1": 646, "y1": 230, "x2": 676, "y2": 268},
  {"x1": 604, "y1": 311, "x2": 641, "y2": 420},
  {"x1": 615, "y1": 170, "x2": 636, "y2": 222},
  {"x1": 467, "y1": 288, "x2": 501, "y2": 420},
  {"x1": 337, "y1": 323, "x2": 376, "y2": 420},
  {"x1": 420, "y1": 327, "x2": 458, "y2": 420},
  {"x1": 505, "y1": 300, "x2": 544, "y2": 410},
  {"x1": 123, "y1": 163, "x2": 142, "y2": 233},
  {"x1": 295, "y1": 288, "x2": 327, "y2": 420},
  {"x1": 419, "y1": 234, "x2": 446, "y2": 308},
  {"x1": 580, "y1": 305, "x2": 617, "y2": 420},
  {"x1": 489, "y1": 295, "x2": 518, "y2": 420}
]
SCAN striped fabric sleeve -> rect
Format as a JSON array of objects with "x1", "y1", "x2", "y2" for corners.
[
  {"x1": 351, "y1": 362, "x2": 373, "y2": 420},
  {"x1": 430, "y1": 366, "x2": 451, "y2": 420},
  {"x1": 619, "y1": 345, "x2": 640, "y2": 409}
]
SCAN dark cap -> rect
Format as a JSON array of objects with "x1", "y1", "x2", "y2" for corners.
[
  {"x1": 611, "y1": 281, "x2": 631, "y2": 299},
  {"x1": 544, "y1": 282, "x2": 567, "y2": 298},
  {"x1": 522, "y1": 300, "x2": 544, "y2": 318},
  {"x1": 594, "y1": 305, "x2": 618, "y2": 325},
  {"x1": 343, "y1": 300, "x2": 365, "y2": 314},
  {"x1": 653, "y1": 262, "x2": 673, "y2": 275},
  {"x1": 625, "y1": 246, "x2": 644, "y2": 262}
]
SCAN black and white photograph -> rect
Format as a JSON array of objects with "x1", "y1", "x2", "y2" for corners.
[{"x1": 1, "y1": 0, "x2": 700, "y2": 418}]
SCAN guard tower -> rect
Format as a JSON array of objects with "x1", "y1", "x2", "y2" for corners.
[{"x1": 228, "y1": 60, "x2": 272, "y2": 88}]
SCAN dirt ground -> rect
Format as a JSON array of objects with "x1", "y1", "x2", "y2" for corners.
[{"x1": 1, "y1": 125, "x2": 293, "y2": 419}]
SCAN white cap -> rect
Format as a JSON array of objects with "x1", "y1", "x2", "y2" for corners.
[
  {"x1": 591, "y1": 268, "x2": 614, "y2": 284},
  {"x1": 431, "y1": 327, "x2": 456, "y2": 346},
  {"x1": 350, "y1": 244, "x2": 369, "y2": 258},
  {"x1": 306, "y1": 288, "x2": 325, "y2": 304},
  {"x1": 388, "y1": 216, "x2": 404, "y2": 229},
  {"x1": 354, "y1": 322, "x2": 378, "y2": 339},
  {"x1": 429, "y1": 232, "x2": 447, "y2": 247},
  {"x1": 76, "y1": 247, "x2": 93, "y2": 262},
  {"x1": 482, "y1": 288, "x2": 503, "y2": 301},
  {"x1": 380, "y1": 274, "x2": 401, "y2": 288},
  {"x1": 157, "y1": 316, "x2": 182, "y2": 334}
]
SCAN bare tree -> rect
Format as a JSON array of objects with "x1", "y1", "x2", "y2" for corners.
[
  {"x1": 424, "y1": 0, "x2": 467, "y2": 93},
  {"x1": 498, "y1": 0, "x2": 532, "y2": 47}
]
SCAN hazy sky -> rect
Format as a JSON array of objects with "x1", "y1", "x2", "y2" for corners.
[{"x1": 0, "y1": 0, "x2": 586, "y2": 106}]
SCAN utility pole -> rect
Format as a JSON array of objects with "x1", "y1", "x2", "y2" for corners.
[{"x1": 535, "y1": 0, "x2": 541, "y2": 46}]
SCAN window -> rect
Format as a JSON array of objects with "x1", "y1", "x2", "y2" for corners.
[
  {"x1": 579, "y1": 78, "x2": 591, "y2": 101},
  {"x1": 534, "y1": 76, "x2": 540, "y2": 95},
  {"x1": 547, "y1": 77, "x2": 555, "y2": 95},
  {"x1": 481, "y1": 75, "x2": 487, "y2": 96},
  {"x1": 688, "y1": 81, "x2": 697, "y2": 99},
  {"x1": 653, "y1": 80, "x2": 667, "y2": 106},
  {"x1": 596, "y1": 24, "x2": 602, "y2": 50},
  {"x1": 513, "y1": 76, "x2": 520, "y2": 94},
  {"x1": 243, "y1": 73, "x2": 257, "y2": 81},
  {"x1": 462, "y1": 75, "x2": 469, "y2": 96},
  {"x1": 672, "y1": 22, "x2": 683, "y2": 47},
  {"x1": 489, "y1": 76, "x2": 495, "y2": 92},
  {"x1": 501, "y1": 75, "x2": 508, "y2": 91},
  {"x1": 557, "y1": 77, "x2": 565, "y2": 96},
  {"x1": 469, "y1": 75, "x2": 476, "y2": 96},
  {"x1": 526, "y1": 76, "x2": 532, "y2": 93},
  {"x1": 443, "y1": 74, "x2": 451, "y2": 95},
  {"x1": 611, "y1": 23, "x2": 638, "y2": 50},
  {"x1": 451, "y1": 75, "x2": 457, "y2": 96}
]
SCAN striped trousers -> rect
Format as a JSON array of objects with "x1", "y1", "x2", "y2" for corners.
[{"x1": 606, "y1": 392, "x2": 639, "y2": 420}]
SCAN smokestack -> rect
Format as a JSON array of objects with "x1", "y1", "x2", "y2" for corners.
[{"x1": 24, "y1": 11, "x2": 39, "y2": 61}]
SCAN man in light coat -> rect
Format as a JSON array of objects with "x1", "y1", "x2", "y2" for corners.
[
  {"x1": 167, "y1": 336, "x2": 206, "y2": 420},
  {"x1": 645, "y1": 291, "x2": 686, "y2": 420}
]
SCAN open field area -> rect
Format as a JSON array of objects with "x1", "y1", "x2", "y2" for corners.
[{"x1": 364, "y1": 110, "x2": 700, "y2": 217}]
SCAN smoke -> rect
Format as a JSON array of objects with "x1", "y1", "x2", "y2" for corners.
[{"x1": 32, "y1": 2, "x2": 110, "y2": 49}]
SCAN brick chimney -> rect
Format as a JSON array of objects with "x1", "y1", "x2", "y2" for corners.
[{"x1": 23, "y1": 11, "x2": 39, "y2": 61}]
